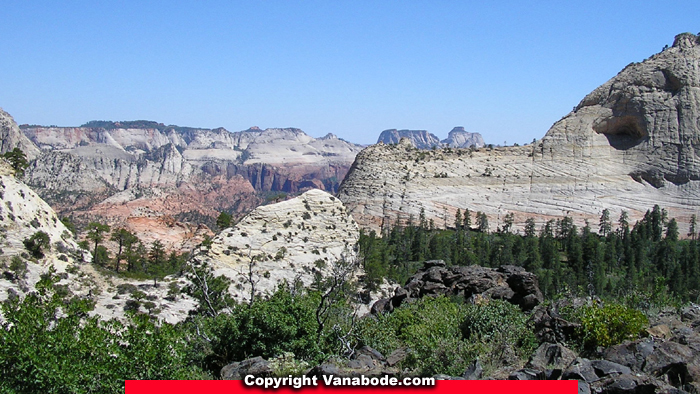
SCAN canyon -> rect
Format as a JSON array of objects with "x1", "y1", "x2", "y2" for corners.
[{"x1": 1, "y1": 116, "x2": 364, "y2": 250}]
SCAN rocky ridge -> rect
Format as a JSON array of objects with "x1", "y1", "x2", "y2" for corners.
[
  {"x1": 0, "y1": 159, "x2": 197, "y2": 323},
  {"x1": 192, "y1": 189, "x2": 391, "y2": 310},
  {"x1": 377, "y1": 128, "x2": 484, "y2": 149},
  {"x1": 8, "y1": 115, "x2": 364, "y2": 250},
  {"x1": 340, "y1": 33, "x2": 700, "y2": 234}
]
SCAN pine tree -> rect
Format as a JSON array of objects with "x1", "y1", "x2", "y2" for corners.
[
  {"x1": 216, "y1": 211, "x2": 232, "y2": 229},
  {"x1": 599, "y1": 209, "x2": 612, "y2": 237},
  {"x1": 110, "y1": 228, "x2": 138, "y2": 273},
  {"x1": 502, "y1": 213, "x2": 514, "y2": 234},
  {"x1": 148, "y1": 240, "x2": 167, "y2": 287},
  {"x1": 2, "y1": 148, "x2": 29, "y2": 176},
  {"x1": 524, "y1": 218, "x2": 537, "y2": 238},
  {"x1": 476, "y1": 212, "x2": 489, "y2": 233},
  {"x1": 463, "y1": 208, "x2": 472, "y2": 230},
  {"x1": 689, "y1": 214, "x2": 697, "y2": 240},
  {"x1": 454, "y1": 209, "x2": 462, "y2": 231},
  {"x1": 86, "y1": 222, "x2": 110, "y2": 266}
]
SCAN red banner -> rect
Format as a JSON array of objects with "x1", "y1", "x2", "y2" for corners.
[{"x1": 125, "y1": 380, "x2": 578, "y2": 394}]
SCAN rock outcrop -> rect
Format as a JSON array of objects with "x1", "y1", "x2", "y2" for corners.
[
  {"x1": 12, "y1": 116, "x2": 364, "y2": 250},
  {"x1": 442, "y1": 127, "x2": 485, "y2": 148},
  {"x1": 377, "y1": 129, "x2": 441, "y2": 149},
  {"x1": 0, "y1": 108, "x2": 40, "y2": 159},
  {"x1": 0, "y1": 160, "x2": 85, "y2": 302},
  {"x1": 376, "y1": 128, "x2": 484, "y2": 149},
  {"x1": 340, "y1": 33, "x2": 700, "y2": 234},
  {"x1": 371, "y1": 260, "x2": 543, "y2": 314},
  {"x1": 192, "y1": 189, "x2": 391, "y2": 308},
  {"x1": 0, "y1": 159, "x2": 197, "y2": 323}
]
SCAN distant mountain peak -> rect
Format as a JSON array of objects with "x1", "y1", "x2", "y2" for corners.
[{"x1": 376, "y1": 128, "x2": 484, "y2": 149}]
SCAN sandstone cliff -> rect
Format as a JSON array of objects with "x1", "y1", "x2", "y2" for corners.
[
  {"x1": 339, "y1": 33, "x2": 700, "y2": 234},
  {"x1": 377, "y1": 128, "x2": 484, "y2": 149},
  {"x1": 0, "y1": 108, "x2": 40, "y2": 159},
  {"x1": 10, "y1": 116, "x2": 364, "y2": 250},
  {"x1": 192, "y1": 189, "x2": 390, "y2": 311},
  {"x1": 0, "y1": 159, "x2": 197, "y2": 323},
  {"x1": 377, "y1": 129, "x2": 442, "y2": 149},
  {"x1": 442, "y1": 127, "x2": 485, "y2": 148}
]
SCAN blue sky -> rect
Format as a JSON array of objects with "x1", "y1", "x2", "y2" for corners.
[{"x1": 0, "y1": 1, "x2": 697, "y2": 145}]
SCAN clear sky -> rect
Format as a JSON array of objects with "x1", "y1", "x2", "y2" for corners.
[{"x1": 0, "y1": 1, "x2": 698, "y2": 145}]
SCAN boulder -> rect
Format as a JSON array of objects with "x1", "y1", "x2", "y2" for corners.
[
  {"x1": 508, "y1": 368, "x2": 546, "y2": 380},
  {"x1": 604, "y1": 339, "x2": 655, "y2": 372},
  {"x1": 526, "y1": 343, "x2": 577, "y2": 371},
  {"x1": 307, "y1": 346, "x2": 398, "y2": 378},
  {"x1": 463, "y1": 359, "x2": 483, "y2": 380},
  {"x1": 371, "y1": 261, "x2": 544, "y2": 314},
  {"x1": 221, "y1": 356, "x2": 273, "y2": 380},
  {"x1": 563, "y1": 358, "x2": 599, "y2": 383},
  {"x1": 386, "y1": 347, "x2": 408, "y2": 367}
]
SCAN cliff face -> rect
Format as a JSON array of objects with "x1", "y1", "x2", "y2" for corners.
[
  {"x1": 377, "y1": 129, "x2": 442, "y2": 149},
  {"x1": 0, "y1": 108, "x2": 40, "y2": 159},
  {"x1": 0, "y1": 159, "x2": 198, "y2": 323},
  {"x1": 377, "y1": 128, "x2": 484, "y2": 149},
  {"x1": 442, "y1": 127, "x2": 485, "y2": 148},
  {"x1": 12, "y1": 119, "x2": 363, "y2": 250},
  {"x1": 339, "y1": 33, "x2": 700, "y2": 234}
]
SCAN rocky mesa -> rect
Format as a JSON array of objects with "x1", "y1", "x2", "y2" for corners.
[
  {"x1": 1, "y1": 115, "x2": 365, "y2": 250},
  {"x1": 339, "y1": 33, "x2": 700, "y2": 233},
  {"x1": 377, "y1": 127, "x2": 484, "y2": 150}
]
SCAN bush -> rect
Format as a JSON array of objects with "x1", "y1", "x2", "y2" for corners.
[
  {"x1": 357, "y1": 296, "x2": 473, "y2": 376},
  {"x1": 191, "y1": 287, "x2": 323, "y2": 377},
  {"x1": 357, "y1": 297, "x2": 537, "y2": 376},
  {"x1": 566, "y1": 301, "x2": 648, "y2": 349},
  {"x1": 0, "y1": 274, "x2": 207, "y2": 393},
  {"x1": 460, "y1": 299, "x2": 538, "y2": 363},
  {"x1": 9, "y1": 256, "x2": 28, "y2": 279},
  {"x1": 23, "y1": 231, "x2": 50, "y2": 259}
]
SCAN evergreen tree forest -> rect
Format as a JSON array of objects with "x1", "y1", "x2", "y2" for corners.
[{"x1": 359, "y1": 206, "x2": 700, "y2": 304}]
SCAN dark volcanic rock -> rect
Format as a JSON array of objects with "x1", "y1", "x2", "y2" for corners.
[
  {"x1": 526, "y1": 343, "x2": 577, "y2": 371},
  {"x1": 306, "y1": 346, "x2": 398, "y2": 378},
  {"x1": 221, "y1": 356, "x2": 273, "y2": 380},
  {"x1": 370, "y1": 261, "x2": 543, "y2": 314}
]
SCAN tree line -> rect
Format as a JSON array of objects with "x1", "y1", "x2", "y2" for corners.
[{"x1": 359, "y1": 206, "x2": 700, "y2": 304}]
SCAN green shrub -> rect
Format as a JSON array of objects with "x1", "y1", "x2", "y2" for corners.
[
  {"x1": 357, "y1": 297, "x2": 537, "y2": 376},
  {"x1": 23, "y1": 230, "x2": 50, "y2": 259},
  {"x1": 0, "y1": 274, "x2": 207, "y2": 393},
  {"x1": 9, "y1": 256, "x2": 28, "y2": 279},
  {"x1": 357, "y1": 296, "x2": 473, "y2": 376},
  {"x1": 566, "y1": 302, "x2": 648, "y2": 349},
  {"x1": 460, "y1": 300, "x2": 538, "y2": 364},
  {"x1": 192, "y1": 287, "x2": 324, "y2": 377}
]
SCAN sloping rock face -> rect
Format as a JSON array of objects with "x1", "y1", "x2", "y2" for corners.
[
  {"x1": 12, "y1": 117, "x2": 363, "y2": 250},
  {"x1": 192, "y1": 189, "x2": 390, "y2": 308},
  {"x1": 0, "y1": 160, "x2": 197, "y2": 323},
  {"x1": 0, "y1": 108, "x2": 40, "y2": 159},
  {"x1": 340, "y1": 33, "x2": 700, "y2": 233}
]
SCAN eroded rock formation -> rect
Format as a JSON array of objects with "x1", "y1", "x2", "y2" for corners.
[
  {"x1": 192, "y1": 189, "x2": 391, "y2": 310},
  {"x1": 340, "y1": 33, "x2": 700, "y2": 234},
  {"x1": 3, "y1": 113, "x2": 364, "y2": 250}
]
